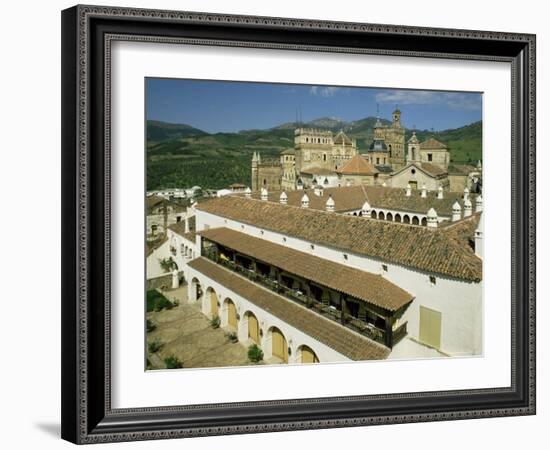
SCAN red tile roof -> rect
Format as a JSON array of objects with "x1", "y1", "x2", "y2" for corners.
[{"x1": 337, "y1": 154, "x2": 378, "y2": 175}]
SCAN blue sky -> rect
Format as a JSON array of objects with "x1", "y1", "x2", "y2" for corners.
[{"x1": 146, "y1": 78, "x2": 482, "y2": 133}]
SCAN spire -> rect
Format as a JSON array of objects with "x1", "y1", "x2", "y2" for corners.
[
  {"x1": 252, "y1": 151, "x2": 258, "y2": 162},
  {"x1": 325, "y1": 194, "x2": 335, "y2": 212},
  {"x1": 279, "y1": 191, "x2": 288, "y2": 205},
  {"x1": 452, "y1": 201, "x2": 461, "y2": 222}
]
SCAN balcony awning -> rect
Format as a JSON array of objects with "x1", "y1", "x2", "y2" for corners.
[{"x1": 198, "y1": 227, "x2": 414, "y2": 312}]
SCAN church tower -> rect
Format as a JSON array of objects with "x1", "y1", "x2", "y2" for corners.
[
  {"x1": 385, "y1": 107, "x2": 406, "y2": 170},
  {"x1": 251, "y1": 151, "x2": 259, "y2": 191}
]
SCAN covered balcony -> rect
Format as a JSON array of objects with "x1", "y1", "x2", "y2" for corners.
[{"x1": 199, "y1": 228, "x2": 413, "y2": 348}]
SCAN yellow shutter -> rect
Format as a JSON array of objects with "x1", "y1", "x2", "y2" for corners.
[
  {"x1": 248, "y1": 315, "x2": 260, "y2": 344},
  {"x1": 228, "y1": 301, "x2": 237, "y2": 328},
  {"x1": 419, "y1": 306, "x2": 442, "y2": 349}
]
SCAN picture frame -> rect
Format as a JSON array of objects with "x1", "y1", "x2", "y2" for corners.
[{"x1": 61, "y1": 4, "x2": 536, "y2": 444}]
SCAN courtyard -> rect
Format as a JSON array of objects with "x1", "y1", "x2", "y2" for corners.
[{"x1": 146, "y1": 285, "x2": 260, "y2": 370}]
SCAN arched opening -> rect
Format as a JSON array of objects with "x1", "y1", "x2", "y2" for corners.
[
  {"x1": 395, "y1": 213, "x2": 402, "y2": 223},
  {"x1": 299, "y1": 345, "x2": 319, "y2": 364},
  {"x1": 191, "y1": 277, "x2": 202, "y2": 302},
  {"x1": 421, "y1": 217, "x2": 428, "y2": 226},
  {"x1": 378, "y1": 211, "x2": 385, "y2": 220},
  {"x1": 386, "y1": 212, "x2": 393, "y2": 221},
  {"x1": 353, "y1": 212, "x2": 357, "y2": 216},
  {"x1": 224, "y1": 298, "x2": 238, "y2": 329},
  {"x1": 371, "y1": 210, "x2": 377, "y2": 219},
  {"x1": 403, "y1": 215, "x2": 411, "y2": 224},
  {"x1": 412, "y1": 216, "x2": 420, "y2": 226},
  {"x1": 269, "y1": 326, "x2": 288, "y2": 363},
  {"x1": 245, "y1": 311, "x2": 260, "y2": 345},
  {"x1": 206, "y1": 287, "x2": 219, "y2": 317}
]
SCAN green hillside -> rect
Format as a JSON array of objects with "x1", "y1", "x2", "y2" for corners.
[{"x1": 146, "y1": 118, "x2": 481, "y2": 191}]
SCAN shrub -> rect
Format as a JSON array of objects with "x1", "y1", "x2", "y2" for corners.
[
  {"x1": 164, "y1": 356, "x2": 183, "y2": 369},
  {"x1": 159, "y1": 257, "x2": 175, "y2": 273},
  {"x1": 248, "y1": 344, "x2": 264, "y2": 363},
  {"x1": 146, "y1": 319, "x2": 156, "y2": 332},
  {"x1": 146, "y1": 290, "x2": 173, "y2": 312},
  {"x1": 225, "y1": 332, "x2": 238, "y2": 343},
  {"x1": 209, "y1": 315, "x2": 220, "y2": 329},
  {"x1": 148, "y1": 338, "x2": 163, "y2": 353}
]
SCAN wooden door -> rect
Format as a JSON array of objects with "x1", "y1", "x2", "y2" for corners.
[
  {"x1": 419, "y1": 306, "x2": 442, "y2": 349},
  {"x1": 272, "y1": 328, "x2": 288, "y2": 363},
  {"x1": 248, "y1": 314, "x2": 260, "y2": 344},
  {"x1": 301, "y1": 346, "x2": 319, "y2": 364},
  {"x1": 227, "y1": 301, "x2": 237, "y2": 328},
  {"x1": 210, "y1": 291, "x2": 218, "y2": 316}
]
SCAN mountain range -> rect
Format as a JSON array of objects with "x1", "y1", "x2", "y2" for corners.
[{"x1": 146, "y1": 117, "x2": 482, "y2": 191}]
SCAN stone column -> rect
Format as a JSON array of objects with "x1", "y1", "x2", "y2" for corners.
[{"x1": 171, "y1": 269, "x2": 179, "y2": 289}]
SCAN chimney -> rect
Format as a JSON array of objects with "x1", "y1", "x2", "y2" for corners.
[
  {"x1": 463, "y1": 187, "x2": 469, "y2": 201},
  {"x1": 405, "y1": 183, "x2": 411, "y2": 197},
  {"x1": 279, "y1": 191, "x2": 288, "y2": 205},
  {"x1": 314, "y1": 185, "x2": 324, "y2": 196},
  {"x1": 474, "y1": 213, "x2": 483, "y2": 258},
  {"x1": 260, "y1": 187, "x2": 268, "y2": 201},
  {"x1": 244, "y1": 186, "x2": 252, "y2": 198},
  {"x1": 421, "y1": 184, "x2": 427, "y2": 198},
  {"x1": 325, "y1": 194, "x2": 335, "y2": 212},
  {"x1": 382, "y1": 181, "x2": 387, "y2": 187},
  {"x1": 475, "y1": 195, "x2": 483, "y2": 212},
  {"x1": 437, "y1": 186, "x2": 444, "y2": 199},
  {"x1": 452, "y1": 201, "x2": 461, "y2": 222},
  {"x1": 301, "y1": 192, "x2": 310, "y2": 208},
  {"x1": 427, "y1": 208, "x2": 438, "y2": 228},
  {"x1": 464, "y1": 198, "x2": 472, "y2": 217}
]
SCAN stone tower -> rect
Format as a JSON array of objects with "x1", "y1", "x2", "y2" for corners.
[{"x1": 385, "y1": 107, "x2": 406, "y2": 170}]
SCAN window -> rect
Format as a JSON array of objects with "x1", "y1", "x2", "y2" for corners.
[
  {"x1": 176, "y1": 216, "x2": 182, "y2": 223},
  {"x1": 411, "y1": 168, "x2": 416, "y2": 174},
  {"x1": 376, "y1": 157, "x2": 380, "y2": 164},
  {"x1": 282, "y1": 237, "x2": 287, "y2": 242},
  {"x1": 260, "y1": 230, "x2": 264, "y2": 235},
  {"x1": 343, "y1": 254, "x2": 348, "y2": 261},
  {"x1": 428, "y1": 153, "x2": 433, "y2": 162},
  {"x1": 323, "y1": 154, "x2": 327, "y2": 161},
  {"x1": 310, "y1": 244, "x2": 315, "y2": 251},
  {"x1": 382, "y1": 264, "x2": 388, "y2": 272},
  {"x1": 429, "y1": 276, "x2": 436, "y2": 285}
]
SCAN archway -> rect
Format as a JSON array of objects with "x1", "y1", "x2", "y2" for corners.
[
  {"x1": 403, "y1": 215, "x2": 411, "y2": 224},
  {"x1": 245, "y1": 311, "x2": 260, "y2": 345},
  {"x1": 269, "y1": 326, "x2": 288, "y2": 363},
  {"x1": 421, "y1": 217, "x2": 428, "y2": 226},
  {"x1": 298, "y1": 345, "x2": 319, "y2": 364},
  {"x1": 206, "y1": 287, "x2": 219, "y2": 317},
  {"x1": 395, "y1": 213, "x2": 402, "y2": 223},
  {"x1": 378, "y1": 211, "x2": 385, "y2": 220},
  {"x1": 386, "y1": 212, "x2": 393, "y2": 221},
  {"x1": 224, "y1": 298, "x2": 238, "y2": 329},
  {"x1": 190, "y1": 277, "x2": 202, "y2": 302},
  {"x1": 412, "y1": 216, "x2": 420, "y2": 226},
  {"x1": 371, "y1": 210, "x2": 377, "y2": 219}
]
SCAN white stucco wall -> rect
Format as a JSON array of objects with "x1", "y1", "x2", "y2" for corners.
[
  {"x1": 187, "y1": 266, "x2": 352, "y2": 364},
  {"x1": 195, "y1": 209, "x2": 482, "y2": 356}
]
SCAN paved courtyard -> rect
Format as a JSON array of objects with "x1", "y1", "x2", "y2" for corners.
[{"x1": 146, "y1": 285, "x2": 256, "y2": 370}]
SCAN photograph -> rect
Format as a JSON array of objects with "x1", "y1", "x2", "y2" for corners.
[{"x1": 144, "y1": 79, "x2": 484, "y2": 370}]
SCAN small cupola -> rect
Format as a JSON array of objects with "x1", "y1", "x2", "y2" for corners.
[
  {"x1": 437, "y1": 185, "x2": 444, "y2": 199},
  {"x1": 260, "y1": 187, "x2": 268, "y2": 201},
  {"x1": 362, "y1": 201, "x2": 372, "y2": 217},
  {"x1": 244, "y1": 186, "x2": 252, "y2": 198},
  {"x1": 325, "y1": 194, "x2": 335, "y2": 212},
  {"x1": 421, "y1": 184, "x2": 427, "y2": 198},
  {"x1": 427, "y1": 208, "x2": 438, "y2": 228},
  {"x1": 405, "y1": 183, "x2": 412, "y2": 197},
  {"x1": 301, "y1": 192, "x2": 310, "y2": 208},
  {"x1": 279, "y1": 191, "x2": 288, "y2": 205},
  {"x1": 475, "y1": 194, "x2": 483, "y2": 212},
  {"x1": 464, "y1": 197, "x2": 472, "y2": 217}
]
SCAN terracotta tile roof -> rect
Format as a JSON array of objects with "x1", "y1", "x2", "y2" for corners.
[
  {"x1": 300, "y1": 166, "x2": 335, "y2": 176},
  {"x1": 245, "y1": 185, "x2": 477, "y2": 217},
  {"x1": 448, "y1": 164, "x2": 477, "y2": 175},
  {"x1": 188, "y1": 257, "x2": 390, "y2": 361},
  {"x1": 146, "y1": 236, "x2": 168, "y2": 257},
  {"x1": 146, "y1": 195, "x2": 165, "y2": 209},
  {"x1": 337, "y1": 154, "x2": 378, "y2": 175},
  {"x1": 197, "y1": 196, "x2": 482, "y2": 281},
  {"x1": 168, "y1": 223, "x2": 196, "y2": 243},
  {"x1": 420, "y1": 138, "x2": 448, "y2": 149},
  {"x1": 199, "y1": 227, "x2": 414, "y2": 311},
  {"x1": 420, "y1": 162, "x2": 448, "y2": 177}
]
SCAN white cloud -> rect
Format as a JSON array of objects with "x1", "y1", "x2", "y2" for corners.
[
  {"x1": 309, "y1": 86, "x2": 348, "y2": 97},
  {"x1": 375, "y1": 90, "x2": 481, "y2": 111}
]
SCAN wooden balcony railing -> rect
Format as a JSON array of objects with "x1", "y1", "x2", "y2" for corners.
[{"x1": 203, "y1": 250, "x2": 407, "y2": 348}]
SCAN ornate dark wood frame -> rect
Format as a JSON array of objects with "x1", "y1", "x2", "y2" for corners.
[{"x1": 61, "y1": 4, "x2": 536, "y2": 444}]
